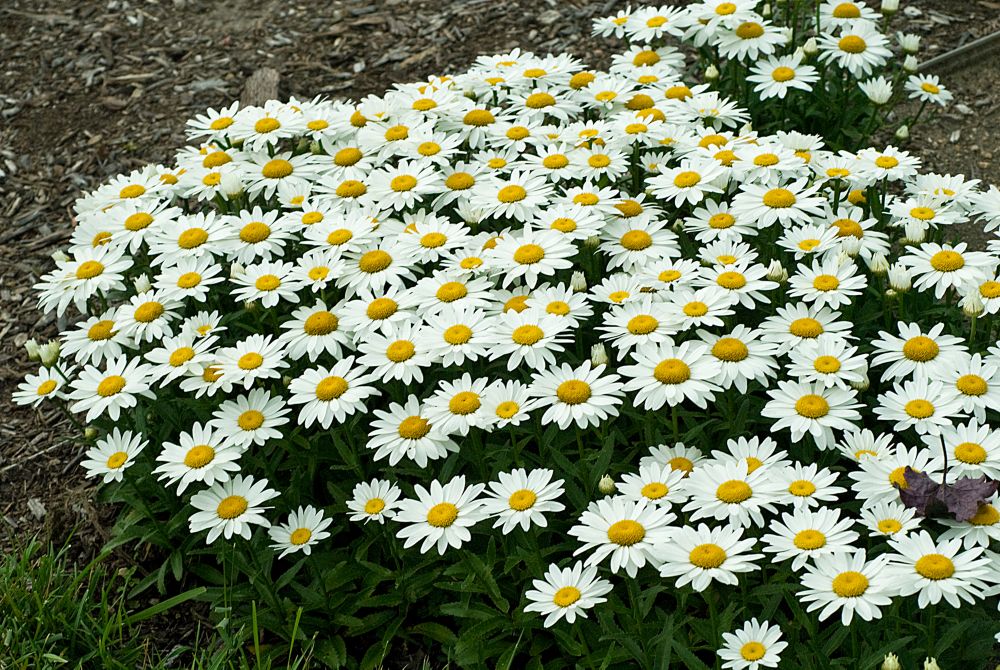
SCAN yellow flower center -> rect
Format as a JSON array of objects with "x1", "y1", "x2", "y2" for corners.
[
  {"x1": 789, "y1": 317, "x2": 823, "y2": 338},
  {"x1": 308, "y1": 267, "x2": 329, "y2": 281},
  {"x1": 832, "y1": 218, "x2": 863, "y2": 238},
  {"x1": 735, "y1": 21, "x2": 764, "y2": 39},
  {"x1": 659, "y1": 270, "x2": 682, "y2": 283},
  {"x1": 762, "y1": 188, "x2": 796, "y2": 208},
  {"x1": 889, "y1": 466, "x2": 913, "y2": 489},
  {"x1": 254, "y1": 274, "x2": 281, "y2": 291},
  {"x1": 754, "y1": 153, "x2": 780, "y2": 167},
  {"x1": 956, "y1": 374, "x2": 988, "y2": 396},
  {"x1": 239, "y1": 222, "x2": 271, "y2": 244},
  {"x1": 261, "y1": 159, "x2": 293, "y2": 179},
  {"x1": 443, "y1": 325, "x2": 473, "y2": 345},
  {"x1": 178, "y1": 227, "x2": 208, "y2": 249},
  {"x1": 237, "y1": 352, "x2": 263, "y2": 370},
  {"x1": 689, "y1": 543, "x2": 727, "y2": 568},
  {"x1": 740, "y1": 642, "x2": 766, "y2": 661},
  {"x1": 513, "y1": 243, "x2": 545, "y2": 264},
  {"x1": 254, "y1": 117, "x2": 280, "y2": 133},
  {"x1": 717, "y1": 271, "x2": 746, "y2": 290},
  {"x1": 326, "y1": 229, "x2": 353, "y2": 246},
  {"x1": 119, "y1": 184, "x2": 146, "y2": 199},
  {"x1": 620, "y1": 230, "x2": 653, "y2": 251},
  {"x1": 124, "y1": 212, "x2": 154, "y2": 231},
  {"x1": 508, "y1": 489, "x2": 537, "y2": 511},
  {"x1": 498, "y1": 185, "x2": 528, "y2": 203},
  {"x1": 902, "y1": 336, "x2": 939, "y2": 362},
  {"x1": 216, "y1": 495, "x2": 248, "y2": 520},
  {"x1": 904, "y1": 399, "x2": 935, "y2": 419},
  {"x1": 633, "y1": 49, "x2": 660, "y2": 66},
  {"x1": 106, "y1": 451, "x2": 129, "y2": 469},
  {"x1": 716, "y1": 2, "x2": 737, "y2": 14},
  {"x1": 75, "y1": 260, "x2": 104, "y2": 279},
  {"x1": 878, "y1": 518, "x2": 903, "y2": 534},
  {"x1": 771, "y1": 66, "x2": 796, "y2": 82},
  {"x1": 525, "y1": 92, "x2": 556, "y2": 109},
  {"x1": 874, "y1": 156, "x2": 898, "y2": 169},
  {"x1": 434, "y1": 283, "x2": 467, "y2": 304},
  {"x1": 954, "y1": 442, "x2": 987, "y2": 464},
  {"x1": 641, "y1": 482, "x2": 668, "y2": 500},
  {"x1": 789, "y1": 480, "x2": 817, "y2": 497},
  {"x1": 814, "y1": 355, "x2": 842, "y2": 373},
  {"x1": 930, "y1": 250, "x2": 964, "y2": 272},
  {"x1": 334, "y1": 147, "x2": 362, "y2": 166},
  {"x1": 176, "y1": 272, "x2": 202, "y2": 289},
  {"x1": 574, "y1": 193, "x2": 599, "y2": 206},
  {"x1": 833, "y1": 2, "x2": 862, "y2": 18},
  {"x1": 445, "y1": 172, "x2": 475, "y2": 190},
  {"x1": 979, "y1": 281, "x2": 1000, "y2": 299},
  {"x1": 390, "y1": 175, "x2": 417, "y2": 192},
  {"x1": 184, "y1": 445, "x2": 215, "y2": 468},
  {"x1": 335, "y1": 180, "x2": 367, "y2": 198},
  {"x1": 795, "y1": 394, "x2": 830, "y2": 418},
  {"x1": 709, "y1": 213, "x2": 735, "y2": 229},
  {"x1": 669, "y1": 456, "x2": 694, "y2": 475},
  {"x1": 463, "y1": 109, "x2": 495, "y2": 126},
  {"x1": 914, "y1": 554, "x2": 955, "y2": 580},
  {"x1": 417, "y1": 141, "x2": 441, "y2": 156},
  {"x1": 512, "y1": 325, "x2": 545, "y2": 345},
  {"x1": 289, "y1": 528, "x2": 312, "y2": 545},
  {"x1": 36, "y1": 379, "x2": 57, "y2": 396},
  {"x1": 386, "y1": 340, "x2": 415, "y2": 362},
  {"x1": 683, "y1": 301, "x2": 708, "y2": 317},
  {"x1": 909, "y1": 206, "x2": 936, "y2": 221},
  {"x1": 716, "y1": 480, "x2": 753, "y2": 504},
  {"x1": 556, "y1": 380, "x2": 592, "y2": 405},
  {"x1": 838, "y1": 35, "x2": 867, "y2": 53},
  {"x1": 168, "y1": 346, "x2": 195, "y2": 367},
  {"x1": 384, "y1": 125, "x2": 409, "y2": 141},
  {"x1": 448, "y1": 391, "x2": 481, "y2": 416},
  {"x1": 550, "y1": 217, "x2": 577, "y2": 233},
  {"x1": 712, "y1": 337, "x2": 749, "y2": 362},
  {"x1": 626, "y1": 315, "x2": 658, "y2": 335},
  {"x1": 315, "y1": 376, "x2": 349, "y2": 401},
  {"x1": 542, "y1": 154, "x2": 569, "y2": 169},
  {"x1": 398, "y1": 415, "x2": 431, "y2": 440},
  {"x1": 654, "y1": 359, "x2": 691, "y2": 384},
  {"x1": 426, "y1": 502, "x2": 459, "y2": 527},
  {"x1": 553, "y1": 586, "x2": 581, "y2": 607},
  {"x1": 607, "y1": 519, "x2": 646, "y2": 546},
  {"x1": 832, "y1": 570, "x2": 869, "y2": 597},
  {"x1": 495, "y1": 401, "x2": 520, "y2": 419},
  {"x1": 673, "y1": 171, "x2": 701, "y2": 188},
  {"x1": 358, "y1": 250, "x2": 392, "y2": 273},
  {"x1": 793, "y1": 529, "x2": 827, "y2": 550},
  {"x1": 970, "y1": 504, "x2": 1000, "y2": 526},
  {"x1": 88, "y1": 320, "x2": 116, "y2": 341},
  {"x1": 364, "y1": 498, "x2": 386, "y2": 514},
  {"x1": 209, "y1": 116, "x2": 234, "y2": 130},
  {"x1": 588, "y1": 154, "x2": 611, "y2": 168},
  {"x1": 921, "y1": 82, "x2": 941, "y2": 95}
]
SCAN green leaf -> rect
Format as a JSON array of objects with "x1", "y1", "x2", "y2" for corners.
[{"x1": 125, "y1": 586, "x2": 207, "y2": 625}]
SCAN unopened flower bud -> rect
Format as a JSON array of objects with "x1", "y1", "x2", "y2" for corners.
[
  {"x1": 230, "y1": 262, "x2": 245, "y2": 279},
  {"x1": 840, "y1": 236, "x2": 862, "y2": 257},
  {"x1": 895, "y1": 124, "x2": 909, "y2": 141},
  {"x1": 584, "y1": 235, "x2": 601, "y2": 249},
  {"x1": 761, "y1": 3, "x2": 771, "y2": 17},
  {"x1": 132, "y1": 273, "x2": 151, "y2": 294},
  {"x1": 766, "y1": 259, "x2": 788, "y2": 283},
  {"x1": 898, "y1": 32, "x2": 921, "y2": 54},
  {"x1": 24, "y1": 338, "x2": 40, "y2": 361},
  {"x1": 51, "y1": 250, "x2": 70, "y2": 263},
  {"x1": 704, "y1": 65, "x2": 720, "y2": 81},
  {"x1": 835, "y1": 250, "x2": 852, "y2": 267},
  {"x1": 39, "y1": 341, "x2": 60, "y2": 367},
  {"x1": 591, "y1": 343, "x2": 609, "y2": 367},
  {"x1": 803, "y1": 37, "x2": 819, "y2": 56},
  {"x1": 671, "y1": 219, "x2": 684, "y2": 234},
  {"x1": 571, "y1": 271, "x2": 588, "y2": 293},
  {"x1": 221, "y1": 172, "x2": 245, "y2": 198},
  {"x1": 283, "y1": 375, "x2": 293, "y2": 387},
  {"x1": 924, "y1": 659, "x2": 941, "y2": 670},
  {"x1": 779, "y1": 27, "x2": 793, "y2": 45},
  {"x1": 881, "y1": 0, "x2": 899, "y2": 15},
  {"x1": 245, "y1": 300, "x2": 259, "y2": 313},
  {"x1": 868, "y1": 252, "x2": 890, "y2": 275},
  {"x1": 310, "y1": 140, "x2": 324, "y2": 155},
  {"x1": 850, "y1": 370, "x2": 870, "y2": 392},
  {"x1": 962, "y1": 290, "x2": 985, "y2": 318},
  {"x1": 881, "y1": 653, "x2": 901, "y2": 670},
  {"x1": 903, "y1": 55, "x2": 919, "y2": 73},
  {"x1": 84, "y1": 426, "x2": 100, "y2": 440},
  {"x1": 885, "y1": 288, "x2": 898, "y2": 300},
  {"x1": 904, "y1": 220, "x2": 927, "y2": 244},
  {"x1": 598, "y1": 474, "x2": 616, "y2": 495},
  {"x1": 888, "y1": 263, "x2": 912, "y2": 291}
]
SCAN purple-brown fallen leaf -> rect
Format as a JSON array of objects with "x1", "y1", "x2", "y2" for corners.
[{"x1": 938, "y1": 476, "x2": 998, "y2": 522}]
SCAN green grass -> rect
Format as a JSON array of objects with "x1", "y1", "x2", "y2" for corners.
[{"x1": 0, "y1": 539, "x2": 321, "y2": 670}]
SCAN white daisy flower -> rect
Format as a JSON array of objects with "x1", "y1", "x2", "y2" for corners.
[
  {"x1": 394, "y1": 476, "x2": 486, "y2": 555},
  {"x1": 762, "y1": 507, "x2": 860, "y2": 571},
  {"x1": 366, "y1": 395, "x2": 458, "y2": 467},
  {"x1": 81, "y1": 428, "x2": 147, "y2": 484},
  {"x1": 529, "y1": 360, "x2": 625, "y2": 430},
  {"x1": 718, "y1": 618, "x2": 787, "y2": 670},
  {"x1": 287, "y1": 358, "x2": 380, "y2": 429},
  {"x1": 682, "y1": 460, "x2": 783, "y2": 529},
  {"x1": 658, "y1": 523, "x2": 763, "y2": 591},
  {"x1": 885, "y1": 531, "x2": 995, "y2": 608},
  {"x1": 268, "y1": 506, "x2": 333, "y2": 558},
  {"x1": 799, "y1": 550, "x2": 893, "y2": 626},
  {"x1": 68, "y1": 355, "x2": 155, "y2": 423},
  {"x1": 188, "y1": 474, "x2": 280, "y2": 544},
  {"x1": 347, "y1": 479, "x2": 402, "y2": 524},
  {"x1": 153, "y1": 422, "x2": 242, "y2": 493},
  {"x1": 482, "y1": 468, "x2": 566, "y2": 533},
  {"x1": 523, "y1": 562, "x2": 613, "y2": 627},
  {"x1": 568, "y1": 497, "x2": 675, "y2": 577},
  {"x1": 210, "y1": 388, "x2": 291, "y2": 448},
  {"x1": 762, "y1": 380, "x2": 862, "y2": 449}
]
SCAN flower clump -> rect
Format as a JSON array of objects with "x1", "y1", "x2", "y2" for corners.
[{"x1": 14, "y1": 0, "x2": 1000, "y2": 665}]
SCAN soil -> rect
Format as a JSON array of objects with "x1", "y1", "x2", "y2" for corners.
[{"x1": 0, "y1": 0, "x2": 998, "y2": 660}]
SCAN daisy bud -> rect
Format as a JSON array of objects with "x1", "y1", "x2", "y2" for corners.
[
  {"x1": 24, "y1": 338, "x2": 40, "y2": 361},
  {"x1": 881, "y1": 0, "x2": 899, "y2": 15},
  {"x1": 221, "y1": 172, "x2": 245, "y2": 198},
  {"x1": 881, "y1": 654, "x2": 901, "y2": 670},
  {"x1": 962, "y1": 290, "x2": 985, "y2": 318},
  {"x1": 885, "y1": 288, "x2": 898, "y2": 300},
  {"x1": 230, "y1": 262, "x2": 246, "y2": 279},
  {"x1": 761, "y1": 3, "x2": 771, "y2": 17},
  {"x1": 859, "y1": 77, "x2": 893, "y2": 105},
  {"x1": 903, "y1": 55, "x2": 919, "y2": 73},
  {"x1": 766, "y1": 259, "x2": 788, "y2": 283},
  {"x1": 51, "y1": 250, "x2": 70, "y2": 263},
  {"x1": 283, "y1": 375, "x2": 293, "y2": 387},
  {"x1": 598, "y1": 474, "x2": 616, "y2": 495},
  {"x1": 310, "y1": 141, "x2": 324, "y2": 155},
  {"x1": 803, "y1": 37, "x2": 819, "y2": 56},
  {"x1": 704, "y1": 65, "x2": 720, "y2": 82},
  {"x1": 850, "y1": 369, "x2": 870, "y2": 392},
  {"x1": 888, "y1": 263, "x2": 912, "y2": 292},
  {"x1": 898, "y1": 32, "x2": 921, "y2": 54},
  {"x1": 591, "y1": 343, "x2": 609, "y2": 367},
  {"x1": 868, "y1": 252, "x2": 890, "y2": 275},
  {"x1": 903, "y1": 220, "x2": 927, "y2": 244},
  {"x1": 39, "y1": 341, "x2": 60, "y2": 367},
  {"x1": 571, "y1": 271, "x2": 588, "y2": 293},
  {"x1": 895, "y1": 125, "x2": 910, "y2": 141},
  {"x1": 835, "y1": 250, "x2": 853, "y2": 267},
  {"x1": 671, "y1": 219, "x2": 684, "y2": 234},
  {"x1": 840, "y1": 235, "x2": 862, "y2": 257},
  {"x1": 84, "y1": 426, "x2": 99, "y2": 440},
  {"x1": 779, "y1": 27, "x2": 793, "y2": 45},
  {"x1": 924, "y1": 659, "x2": 941, "y2": 670},
  {"x1": 584, "y1": 235, "x2": 601, "y2": 249},
  {"x1": 132, "y1": 273, "x2": 151, "y2": 294},
  {"x1": 245, "y1": 300, "x2": 260, "y2": 313}
]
